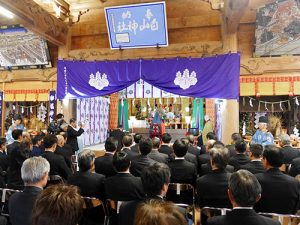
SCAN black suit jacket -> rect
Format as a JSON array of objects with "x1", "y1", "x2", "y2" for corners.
[
  {"x1": 105, "y1": 173, "x2": 144, "y2": 201},
  {"x1": 130, "y1": 155, "x2": 155, "y2": 177},
  {"x1": 68, "y1": 171, "x2": 105, "y2": 200},
  {"x1": 289, "y1": 157, "x2": 300, "y2": 177},
  {"x1": 197, "y1": 169, "x2": 232, "y2": 208},
  {"x1": 55, "y1": 145, "x2": 73, "y2": 168},
  {"x1": 207, "y1": 209, "x2": 280, "y2": 225},
  {"x1": 226, "y1": 144, "x2": 237, "y2": 157},
  {"x1": 148, "y1": 150, "x2": 168, "y2": 164},
  {"x1": 66, "y1": 126, "x2": 84, "y2": 152},
  {"x1": 255, "y1": 168, "x2": 300, "y2": 214},
  {"x1": 188, "y1": 144, "x2": 200, "y2": 156},
  {"x1": 110, "y1": 129, "x2": 125, "y2": 151},
  {"x1": 130, "y1": 144, "x2": 139, "y2": 153},
  {"x1": 8, "y1": 186, "x2": 42, "y2": 225},
  {"x1": 158, "y1": 144, "x2": 173, "y2": 155},
  {"x1": 42, "y1": 151, "x2": 72, "y2": 180},
  {"x1": 200, "y1": 163, "x2": 234, "y2": 176},
  {"x1": 281, "y1": 146, "x2": 300, "y2": 164},
  {"x1": 168, "y1": 159, "x2": 197, "y2": 186},
  {"x1": 185, "y1": 152, "x2": 198, "y2": 166},
  {"x1": 94, "y1": 153, "x2": 117, "y2": 178},
  {"x1": 240, "y1": 160, "x2": 266, "y2": 174},
  {"x1": 0, "y1": 151, "x2": 8, "y2": 171},
  {"x1": 228, "y1": 154, "x2": 250, "y2": 171},
  {"x1": 122, "y1": 147, "x2": 140, "y2": 160}
]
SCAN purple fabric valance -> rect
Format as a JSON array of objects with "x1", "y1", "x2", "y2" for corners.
[{"x1": 57, "y1": 53, "x2": 240, "y2": 100}]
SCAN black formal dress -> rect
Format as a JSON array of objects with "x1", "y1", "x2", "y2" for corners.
[
  {"x1": 130, "y1": 155, "x2": 155, "y2": 177},
  {"x1": 148, "y1": 150, "x2": 168, "y2": 164},
  {"x1": 122, "y1": 147, "x2": 140, "y2": 160},
  {"x1": 66, "y1": 125, "x2": 84, "y2": 152},
  {"x1": 158, "y1": 144, "x2": 173, "y2": 155},
  {"x1": 200, "y1": 163, "x2": 234, "y2": 176},
  {"x1": 168, "y1": 159, "x2": 197, "y2": 186},
  {"x1": 55, "y1": 145, "x2": 73, "y2": 168},
  {"x1": 94, "y1": 153, "x2": 117, "y2": 178},
  {"x1": 228, "y1": 154, "x2": 250, "y2": 171},
  {"x1": 105, "y1": 173, "x2": 144, "y2": 201},
  {"x1": 240, "y1": 160, "x2": 266, "y2": 174},
  {"x1": 281, "y1": 146, "x2": 300, "y2": 164},
  {"x1": 255, "y1": 168, "x2": 300, "y2": 214},
  {"x1": 42, "y1": 151, "x2": 72, "y2": 180},
  {"x1": 8, "y1": 186, "x2": 42, "y2": 225},
  {"x1": 207, "y1": 209, "x2": 280, "y2": 225}
]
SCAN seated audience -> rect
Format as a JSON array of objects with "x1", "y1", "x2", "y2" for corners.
[
  {"x1": 55, "y1": 135, "x2": 73, "y2": 168},
  {"x1": 134, "y1": 200, "x2": 187, "y2": 225},
  {"x1": 121, "y1": 135, "x2": 139, "y2": 160},
  {"x1": 9, "y1": 157, "x2": 50, "y2": 225},
  {"x1": 95, "y1": 137, "x2": 118, "y2": 177},
  {"x1": 199, "y1": 132, "x2": 217, "y2": 154},
  {"x1": 31, "y1": 135, "x2": 44, "y2": 157},
  {"x1": 68, "y1": 150, "x2": 105, "y2": 200},
  {"x1": 187, "y1": 134, "x2": 200, "y2": 156},
  {"x1": 168, "y1": 139, "x2": 197, "y2": 186},
  {"x1": 197, "y1": 139, "x2": 215, "y2": 171},
  {"x1": 255, "y1": 145, "x2": 300, "y2": 214},
  {"x1": 207, "y1": 170, "x2": 280, "y2": 225},
  {"x1": 197, "y1": 147, "x2": 232, "y2": 209},
  {"x1": 105, "y1": 151, "x2": 144, "y2": 201},
  {"x1": 289, "y1": 157, "x2": 300, "y2": 177},
  {"x1": 110, "y1": 125, "x2": 125, "y2": 151},
  {"x1": 279, "y1": 134, "x2": 300, "y2": 164},
  {"x1": 148, "y1": 137, "x2": 168, "y2": 164},
  {"x1": 130, "y1": 138, "x2": 155, "y2": 177},
  {"x1": 42, "y1": 134, "x2": 71, "y2": 180},
  {"x1": 228, "y1": 140, "x2": 250, "y2": 171},
  {"x1": 159, "y1": 133, "x2": 173, "y2": 155},
  {"x1": 225, "y1": 133, "x2": 242, "y2": 157},
  {"x1": 180, "y1": 138, "x2": 198, "y2": 166},
  {"x1": 131, "y1": 134, "x2": 142, "y2": 153},
  {"x1": 32, "y1": 185, "x2": 83, "y2": 225},
  {"x1": 240, "y1": 144, "x2": 265, "y2": 174},
  {"x1": 0, "y1": 137, "x2": 8, "y2": 172}
]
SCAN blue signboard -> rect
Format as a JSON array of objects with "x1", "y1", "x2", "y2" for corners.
[{"x1": 105, "y1": 2, "x2": 168, "y2": 49}]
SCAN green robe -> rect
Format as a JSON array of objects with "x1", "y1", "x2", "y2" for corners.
[{"x1": 202, "y1": 120, "x2": 213, "y2": 145}]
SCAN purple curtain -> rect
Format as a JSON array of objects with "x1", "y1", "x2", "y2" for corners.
[{"x1": 57, "y1": 53, "x2": 240, "y2": 100}]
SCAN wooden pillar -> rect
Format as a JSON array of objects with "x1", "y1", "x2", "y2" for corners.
[{"x1": 109, "y1": 93, "x2": 119, "y2": 130}]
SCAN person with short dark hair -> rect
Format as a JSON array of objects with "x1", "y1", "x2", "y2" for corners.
[
  {"x1": 255, "y1": 145, "x2": 300, "y2": 214},
  {"x1": 31, "y1": 135, "x2": 44, "y2": 157},
  {"x1": 68, "y1": 150, "x2": 105, "y2": 201},
  {"x1": 32, "y1": 185, "x2": 83, "y2": 225},
  {"x1": 105, "y1": 151, "x2": 144, "y2": 201},
  {"x1": 131, "y1": 134, "x2": 143, "y2": 153},
  {"x1": 130, "y1": 138, "x2": 155, "y2": 177},
  {"x1": 67, "y1": 118, "x2": 84, "y2": 153},
  {"x1": 207, "y1": 170, "x2": 280, "y2": 225},
  {"x1": 6, "y1": 114, "x2": 26, "y2": 145},
  {"x1": 186, "y1": 134, "x2": 201, "y2": 156},
  {"x1": 180, "y1": 137, "x2": 198, "y2": 166},
  {"x1": 148, "y1": 137, "x2": 168, "y2": 164},
  {"x1": 159, "y1": 133, "x2": 173, "y2": 155},
  {"x1": 226, "y1": 133, "x2": 242, "y2": 157},
  {"x1": 110, "y1": 126, "x2": 125, "y2": 151},
  {"x1": 42, "y1": 134, "x2": 71, "y2": 180},
  {"x1": 240, "y1": 144, "x2": 265, "y2": 174},
  {"x1": 228, "y1": 140, "x2": 250, "y2": 171},
  {"x1": 95, "y1": 137, "x2": 118, "y2": 177},
  {"x1": 122, "y1": 135, "x2": 139, "y2": 160}
]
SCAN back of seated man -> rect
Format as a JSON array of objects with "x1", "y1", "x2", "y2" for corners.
[
  {"x1": 159, "y1": 133, "x2": 173, "y2": 155},
  {"x1": 31, "y1": 135, "x2": 44, "y2": 157},
  {"x1": 180, "y1": 138, "x2": 198, "y2": 166},
  {"x1": 187, "y1": 134, "x2": 200, "y2": 156},
  {"x1": 225, "y1": 133, "x2": 242, "y2": 157},
  {"x1": 131, "y1": 134, "x2": 142, "y2": 153},
  {"x1": 41, "y1": 134, "x2": 71, "y2": 180},
  {"x1": 9, "y1": 157, "x2": 49, "y2": 225},
  {"x1": 110, "y1": 126, "x2": 125, "y2": 151},
  {"x1": 94, "y1": 137, "x2": 118, "y2": 177},
  {"x1": 148, "y1": 137, "x2": 168, "y2": 164},
  {"x1": 121, "y1": 135, "x2": 139, "y2": 160},
  {"x1": 255, "y1": 145, "x2": 300, "y2": 214},
  {"x1": 207, "y1": 170, "x2": 280, "y2": 225},
  {"x1": 199, "y1": 132, "x2": 217, "y2": 154},
  {"x1": 197, "y1": 139, "x2": 215, "y2": 173},
  {"x1": 279, "y1": 134, "x2": 300, "y2": 164},
  {"x1": 240, "y1": 144, "x2": 265, "y2": 174},
  {"x1": 228, "y1": 140, "x2": 250, "y2": 171},
  {"x1": 55, "y1": 135, "x2": 73, "y2": 168},
  {"x1": 105, "y1": 151, "x2": 144, "y2": 201}
]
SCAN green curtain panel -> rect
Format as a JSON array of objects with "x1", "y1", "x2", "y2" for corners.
[
  {"x1": 191, "y1": 98, "x2": 204, "y2": 130},
  {"x1": 118, "y1": 99, "x2": 129, "y2": 131}
]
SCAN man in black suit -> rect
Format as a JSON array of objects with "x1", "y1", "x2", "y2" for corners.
[
  {"x1": 9, "y1": 157, "x2": 50, "y2": 225},
  {"x1": 148, "y1": 137, "x2": 168, "y2": 164},
  {"x1": 121, "y1": 135, "x2": 139, "y2": 160},
  {"x1": 131, "y1": 134, "x2": 142, "y2": 153},
  {"x1": 289, "y1": 157, "x2": 300, "y2": 177},
  {"x1": 42, "y1": 134, "x2": 72, "y2": 180},
  {"x1": 207, "y1": 170, "x2": 280, "y2": 225},
  {"x1": 168, "y1": 139, "x2": 197, "y2": 186},
  {"x1": 68, "y1": 150, "x2": 105, "y2": 200},
  {"x1": 55, "y1": 135, "x2": 73, "y2": 168},
  {"x1": 130, "y1": 138, "x2": 155, "y2": 177},
  {"x1": 228, "y1": 140, "x2": 250, "y2": 171},
  {"x1": 179, "y1": 137, "x2": 198, "y2": 167},
  {"x1": 225, "y1": 133, "x2": 242, "y2": 157},
  {"x1": 7, "y1": 129, "x2": 29, "y2": 188},
  {"x1": 66, "y1": 118, "x2": 84, "y2": 153},
  {"x1": 109, "y1": 126, "x2": 125, "y2": 151},
  {"x1": 105, "y1": 151, "x2": 144, "y2": 201},
  {"x1": 240, "y1": 144, "x2": 265, "y2": 174},
  {"x1": 198, "y1": 132, "x2": 217, "y2": 154},
  {"x1": 0, "y1": 138, "x2": 8, "y2": 172},
  {"x1": 187, "y1": 134, "x2": 201, "y2": 156},
  {"x1": 159, "y1": 133, "x2": 173, "y2": 155},
  {"x1": 197, "y1": 146, "x2": 232, "y2": 209},
  {"x1": 255, "y1": 145, "x2": 300, "y2": 214},
  {"x1": 95, "y1": 137, "x2": 118, "y2": 178},
  {"x1": 279, "y1": 134, "x2": 300, "y2": 164}
]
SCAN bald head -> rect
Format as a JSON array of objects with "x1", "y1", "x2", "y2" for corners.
[{"x1": 56, "y1": 135, "x2": 64, "y2": 147}]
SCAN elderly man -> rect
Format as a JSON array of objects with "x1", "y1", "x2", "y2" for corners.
[
  {"x1": 55, "y1": 135, "x2": 73, "y2": 168},
  {"x1": 9, "y1": 157, "x2": 50, "y2": 225},
  {"x1": 207, "y1": 170, "x2": 280, "y2": 225},
  {"x1": 279, "y1": 134, "x2": 300, "y2": 164},
  {"x1": 251, "y1": 116, "x2": 274, "y2": 146}
]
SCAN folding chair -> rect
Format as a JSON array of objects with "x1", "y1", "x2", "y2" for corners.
[
  {"x1": 0, "y1": 188, "x2": 22, "y2": 217},
  {"x1": 82, "y1": 196, "x2": 108, "y2": 225},
  {"x1": 258, "y1": 212, "x2": 300, "y2": 225},
  {"x1": 167, "y1": 183, "x2": 195, "y2": 205},
  {"x1": 106, "y1": 199, "x2": 123, "y2": 225}
]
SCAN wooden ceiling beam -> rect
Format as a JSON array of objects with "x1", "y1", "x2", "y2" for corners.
[{"x1": 0, "y1": 0, "x2": 69, "y2": 46}]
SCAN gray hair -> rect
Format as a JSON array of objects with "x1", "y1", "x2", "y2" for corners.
[
  {"x1": 21, "y1": 157, "x2": 50, "y2": 184},
  {"x1": 279, "y1": 134, "x2": 291, "y2": 146},
  {"x1": 209, "y1": 147, "x2": 229, "y2": 169},
  {"x1": 78, "y1": 150, "x2": 95, "y2": 172},
  {"x1": 207, "y1": 140, "x2": 216, "y2": 150}
]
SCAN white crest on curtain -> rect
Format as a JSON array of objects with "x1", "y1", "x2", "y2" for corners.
[
  {"x1": 174, "y1": 69, "x2": 197, "y2": 90},
  {"x1": 89, "y1": 71, "x2": 109, "y2": 90}
]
